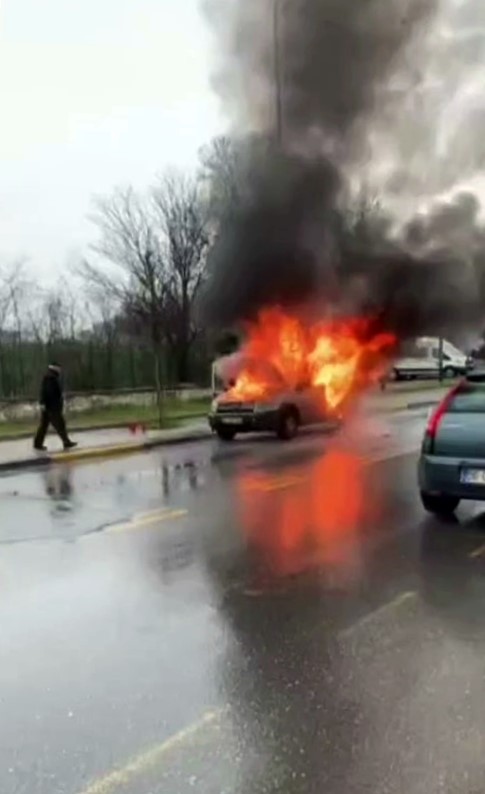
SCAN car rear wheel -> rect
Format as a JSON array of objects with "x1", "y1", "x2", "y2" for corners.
[
  {"x1": 420, "y1": 491, "x2": 460, "y2": 516},
  {"x1": 277, "y1": 408, "x2": 299, "y2": 440},
  {"x1": 216, "y1": 427, "x2": 236, "y2": 441}
]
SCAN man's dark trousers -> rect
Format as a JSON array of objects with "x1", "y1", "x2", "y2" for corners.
[{"x1": 34, "y1": 409, "x2": 70, "y2": 448}]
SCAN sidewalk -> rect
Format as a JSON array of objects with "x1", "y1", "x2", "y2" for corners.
[
  {"x1": 0, "y1": 384, "x2": 448, "y2": 473},
  {"x1": 364, "y1": 384, "x2": 448, "y2": 413},
  {"x1": 0, "y1": 421, "x2": 211, "y2": 473}
]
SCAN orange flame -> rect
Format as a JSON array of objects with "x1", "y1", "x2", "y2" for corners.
[
  {"x1": 225, "y1": 371, "x2": 268, "y2": 401},
  {"x1": 222, "y1": 307, "x2": 395, "y2": 413}
]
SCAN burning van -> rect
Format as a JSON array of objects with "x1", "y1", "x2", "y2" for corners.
[
  {"x1": 209, "y1": 307, "x2": 395, "y2": 441},
  {"x1": 207, "y1": 307, "x2": 395, "y2": 441},
  {"x1": 209, "y1": 352, "x2": 329, "y2": 440}
]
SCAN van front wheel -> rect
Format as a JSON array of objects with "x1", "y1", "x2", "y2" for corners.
[
  {"x1": 216, "y1": 427, "x2": 236, "y2": 441},
  {"x1": 277, "y1": 409, "x2": 299, "y2": 440}
]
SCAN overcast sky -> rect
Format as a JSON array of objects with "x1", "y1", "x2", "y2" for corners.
[{"x1": 0, "y1": 0, "x2": 223, "y2": 276}]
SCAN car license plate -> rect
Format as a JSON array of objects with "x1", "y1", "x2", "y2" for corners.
[
  {"x1": 223, "y1": 417, "x2": 243, "y2": 425},
  {"x1": 460, "y1": 468, "x2": 485, "y2": 485}
]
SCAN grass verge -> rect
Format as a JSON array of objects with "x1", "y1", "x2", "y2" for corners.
[{"x1": 0, "y1": 398, "x2": 211, "y2": 441}]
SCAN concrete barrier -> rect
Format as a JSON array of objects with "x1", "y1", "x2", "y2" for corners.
[{"x1": 0, "y1": 387, "x2": 212, "y2": 423}]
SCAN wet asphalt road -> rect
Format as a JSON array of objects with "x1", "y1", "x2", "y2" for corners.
[{"x1": 2, "y1": 410, "x2": 485, "y2": 793}]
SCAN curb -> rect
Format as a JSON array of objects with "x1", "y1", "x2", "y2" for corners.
[
  {"x1": 405, "y1": 399, "x2": 437, "y2": 411},
  {"x1": 0, "y1": 428, "x2": 213, "y2": 475},
  {"x1": 381, "y1": 398, "x2": 439, "y2": 414},
  {"x1": 0, "y1": 455, "x2": 52, "y2": 474},
  {"x1": 0, "y1": 412, "x2": 208, "y2": 443}
]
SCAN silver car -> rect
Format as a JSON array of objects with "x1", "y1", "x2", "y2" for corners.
[{"x1": 419, "y1": 370, "x2": 485, "y2": 515}]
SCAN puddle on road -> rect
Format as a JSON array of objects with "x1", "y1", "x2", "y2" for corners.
[
  {"x1": 0, "y1": 455, "x2": 212, "y2": 546},
  {"x1": 0, "y1": 415, "x2": 418, "y2": 549}
]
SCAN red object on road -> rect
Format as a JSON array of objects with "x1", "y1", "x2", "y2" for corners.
[{"x1": 128, "y1": 423, "x2": 146, "y2": 435}]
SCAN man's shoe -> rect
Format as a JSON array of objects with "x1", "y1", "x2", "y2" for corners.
[
  {"x1": 34, "y1": 445, "x2": 47, "y2": 452},
  {"x1": 63, "y1": 441, "x2": 78, "y2": 450}
]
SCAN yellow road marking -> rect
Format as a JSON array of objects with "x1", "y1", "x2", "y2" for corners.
[
  {"x1": 339, "y1": 590, "x2": 417, "y2": 639},
  {"x1": 76, "y1": 446, "x2": 422, "y2": 790},
  {"x1": 361, "y1": 447, "x2": 419, "y2": 466},
  {"x1": 54, "y1": 442, "x2": 145, "y2": 464},
  {"x1": 76, "y1": 708, "x2": 223, "y2": 794},
  {"x1": 108, "y1": 508, "x2": 188, "y2": 534},
  {"x1": 241, "y1": 474, "x2": 304, "y2": 492},
  {"x1": 135, "y1": 507, "x2": 184, "y2": 520},
  {"x1": 469, "y1": 543, "x2": 485, "y2": 559},
  {"x1": 75, "y1": 591, "x2": 419, "y2": 793},
  {"x1": 255, "y1": 476, "x2": 304, "y2": 492},
  {"x1": 243, "y1": 448, "x2": 418, "y2": 495}
]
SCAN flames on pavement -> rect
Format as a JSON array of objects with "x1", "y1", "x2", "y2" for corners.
[{"x1": 221, "y1": 307, "x2": 396, "y2": 413}]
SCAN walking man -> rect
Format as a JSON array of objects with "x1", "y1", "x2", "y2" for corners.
[{"x1": 33, "y1": 363, "x2": 77, "y2": 452}]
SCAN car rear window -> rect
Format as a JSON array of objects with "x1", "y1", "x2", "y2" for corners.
[{"x1": 448, "y1": 384, "x2": 485, "y2": 412}]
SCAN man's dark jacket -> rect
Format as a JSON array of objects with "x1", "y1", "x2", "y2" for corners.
[{"x1": 40, "y1": 371, "x2": 64, "y2": 412}]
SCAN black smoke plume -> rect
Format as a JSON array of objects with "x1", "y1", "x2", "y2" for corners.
[{"x1": 201, "y1": 0, "x2": 485, "y2": 339}]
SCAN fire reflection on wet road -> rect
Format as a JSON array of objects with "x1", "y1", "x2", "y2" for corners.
[
  {"x1": 2, "y1": 411, "x2": 485, "y2": 793},
  {"x1": 236, "y1": 448, "x2": 369, "y2": 589}
]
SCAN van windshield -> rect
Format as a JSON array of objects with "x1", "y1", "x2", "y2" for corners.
[
  {"x1": 432, "y1": 348, "x2": 450, "y2": 361},
  {"x1": 400, "y1": 341, "x2": 428, "y2": 358}
]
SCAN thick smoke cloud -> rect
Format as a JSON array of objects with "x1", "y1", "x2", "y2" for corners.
[
  {"x1": 204, "y1": 0, "x2": 436, "y2": 144},
  {"x1": 374, "y1": 0, "x2": 485, "y2": 201},
  {"x1": 202, "y1": 0, "x2": 485, "y2": 340},
  {"x1": 204, "y1": 144, "x2": 342, "y2": 321}
]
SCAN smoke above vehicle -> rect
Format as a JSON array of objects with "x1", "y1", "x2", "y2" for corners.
[{"x1": 201, "y1": 0, "x2": 485, "y2": 342}]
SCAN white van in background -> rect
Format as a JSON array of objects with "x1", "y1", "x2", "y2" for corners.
[{"x1": 391, "y1": 337, "x2": 468, "y2": 381}]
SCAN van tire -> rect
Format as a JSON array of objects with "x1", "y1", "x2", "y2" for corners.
[
  {"x1": 216, "y1": 427, "x2": 236, "y2": 441},
  {"x1": 443, "y1": 366, "x2": 455, "y2": 379},
  {"x1": 277, "y1": 408, "x2": 299, "y2": 440}
]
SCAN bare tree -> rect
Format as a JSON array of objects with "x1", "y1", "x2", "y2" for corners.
[
  {"x1": 84, "y1": 288, "x2": 122, "y2": 390},
  {"x1": 199, "y1": 133, "x2": 272, "y2": 221},
  {"x1": 152, "y1": 172, "x2": 209, "y2": 382},
  {"x1": 84, "y1": 175, "x2": 209, "y2": 416},
  {"x1": 0, "y1": 267, "x2": 11, "y2": 331},
  {"x1": 0, "y1": 266, "x2": 12, "y2": 395},
  {"x1": 199, "y1": 135, "x2": 242, "y2": 215},
  {"x1": 0, "y1": 261, "x2": 32, "y2": 394},
  {"x1": 83, "y1": 186, "x2": 166, "y2": 424}
]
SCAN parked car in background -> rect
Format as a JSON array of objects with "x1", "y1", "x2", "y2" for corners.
[
  {"x1": 466, "y1": 339, "x2": 485, "y2": 369},
  {"x1": 390, "y1": 337, "x2": 468, "y2": 381}
]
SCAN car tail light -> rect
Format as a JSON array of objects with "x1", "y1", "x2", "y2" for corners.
[{"x1": 422, "y1": 381, "x2": 463, "y2": 453}]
